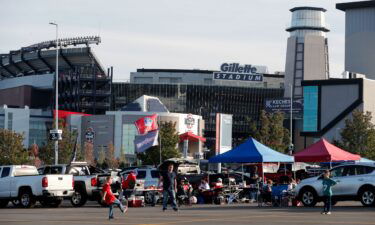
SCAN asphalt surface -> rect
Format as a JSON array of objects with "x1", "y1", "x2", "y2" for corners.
[{"x1": 0, "y1": 201, "x2": 374, "y2": 225}]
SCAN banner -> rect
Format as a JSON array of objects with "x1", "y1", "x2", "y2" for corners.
[
  {"x1": 134, "y1": 130, "x2": 159, "y2": 153},
  {"x1": 134, "y1": 114, "x2": 158, "y2": 135},
  {"x1": 264, "y1": 98, "x2": 303, "y2": 119}
]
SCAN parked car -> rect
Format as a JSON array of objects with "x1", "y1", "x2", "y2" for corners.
[
  {"x1": 120, "y1": 166, "x2": 160, "y2": 204},
  {"x1": 0, "y1": 165, "x2": 74, "y2": 208},
  {"x1": 295, "y1": 163, "x2": 375, "y2": 207},
  {"x1": 38, "y1": 162, "x2": 121, "y2": 207}
]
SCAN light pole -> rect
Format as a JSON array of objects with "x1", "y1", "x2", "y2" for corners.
[{"x1": 50, "y1": 22, "x2": 59, "y2": 165}]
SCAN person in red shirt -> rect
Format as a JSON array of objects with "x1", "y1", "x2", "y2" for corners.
[
  {"x1": 122, "y1": 171, "x2": 137, "y2": 200},
  {"x1": 103, "y1": 176, "x2": 127, "y2": 220}
]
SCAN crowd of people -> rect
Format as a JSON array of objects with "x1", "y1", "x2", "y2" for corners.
[{"x1": 100, "y1": 163, "x2": 338, "y2": 219}]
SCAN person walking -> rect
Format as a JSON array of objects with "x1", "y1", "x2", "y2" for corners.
[
  {"x1": 159, "y1": 163, "x2": 178, "y2": 212},
  {"x1": 103, "y1": 176, "x2": 128, "y2": 220},
  {"x1": 322, "y1": 170, "x2": 337, "y2": 215}
]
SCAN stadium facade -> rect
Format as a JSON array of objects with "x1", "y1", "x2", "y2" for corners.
[
  {"x1": 112, "y1": 68, "x2": 285, "y2": 150},
  {"x1": 0, "y1": 36, "x2": 112, "y2": 114}
]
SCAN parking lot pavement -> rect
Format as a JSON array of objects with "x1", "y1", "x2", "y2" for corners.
[{"x1": 0, "y1": 201, "x2": 374, "y2": 225}]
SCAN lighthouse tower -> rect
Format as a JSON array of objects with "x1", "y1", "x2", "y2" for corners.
[{"x1": 284, "y1": 7, "x2": 330, "y2": 98}]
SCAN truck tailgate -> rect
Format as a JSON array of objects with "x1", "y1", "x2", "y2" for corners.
[{"x1": 44, "y1": 174, "x2": 73, "y2": 191}]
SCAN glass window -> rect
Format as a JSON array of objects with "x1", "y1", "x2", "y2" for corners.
[
  {"x1": 50, "y1": 166, "x2": 63, "y2": 174},
  {"x1": 7, "y1": 112, "x2": 13, "y2": 130},
  {"x1": 356, "y1": 166, "x2": 374, "y2": 175},
  {"x1": 303, "y1": 86, "x2": 318, "y2": 132},
  {"x1": 342, "y1": 166, "x2": 356, "y2": 176},
  {"x1": 1, "y1": 167, "x2": 10, "y2": 178},
  {"x1": 330, "y1": 167, "x2": 344, "y2": 177},
  {"x1": 29, "y1": 120, "x2": 48, "y2": 147},
  {"x1": 136, "y1": 171, "x2": 146, "y2": 179},
  {"x1": 0, "y1": 116, "x2": 4, "y2": 129},
  {"x1": 151, "y1": 170, "x2": 159, "y2": 178},
  {"x1": 122, "y1": 124, "x2": 137, "y2": 155}
]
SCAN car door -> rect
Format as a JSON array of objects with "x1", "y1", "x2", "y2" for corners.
[
  {"x1": 337, "y1": 165, "x2": 358, "y2": 196},
  {"x1": 329, "y1": 166, "x2": 345, "y2": 196},
  {"x1": 0, "y1": 167, "x2": 12, "y2": 197}
]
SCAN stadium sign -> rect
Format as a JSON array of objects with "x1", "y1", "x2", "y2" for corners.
[
  {"x1": 264, "y1": 98, "x2": 303, "y2": 118},
  {"x1": 213, "y1": 63, "x2": 263, "y2": 82}
]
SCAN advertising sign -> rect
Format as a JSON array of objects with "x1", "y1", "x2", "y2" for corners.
[
  {"x1": 264, "y1": 98, "x2": 303, "y2": 118},
  {"x1": 213, "y1": 63, "x2": 263, "y2": 82},
  {"x1": 215, "y1": 113, "x2": 233, "y2": 154}
]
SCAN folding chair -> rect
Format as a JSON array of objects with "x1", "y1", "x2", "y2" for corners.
[{"x1": 271, "y1": 185, "x2": 289, "y2": 207}]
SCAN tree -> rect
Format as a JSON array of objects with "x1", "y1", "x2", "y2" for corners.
[
  {"x1": 137, "y1": 121, "x2": 181, "y2": 166},
  {"x1": 335, "y1": 110, "x2": 375, "y2": 159},
  {"x1": 105, "y1": 143, "x2": 118, "y2": 169},
  {"x1": 0, "y1": 129, "x2": 29, "y2": 165},
  {"x1": 97, "y1": 146, "x2": 106, "y2": 168},
  {"x1": 39, "y1": 123, "x2": 76, "y2": 165},
  {"x1": 29, "y1": 144, "x2": 42, "y2": 168},
  {"x1": 118, "y1": 151, "x2": 126, "y2": 169},
  {"x1": 84, "y1": 142, "x2": 95, "y2": 166},
  {"x1": 248, "y1": 110, "x2": 290, "y2": 153}
]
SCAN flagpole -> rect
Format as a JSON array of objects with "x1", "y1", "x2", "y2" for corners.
[
  {"x1": 159, "y1": 129, "x2": 162, "y2": 165},
  {"x1": 158, "y1": 114, "x2": 162, "y2": 165}
]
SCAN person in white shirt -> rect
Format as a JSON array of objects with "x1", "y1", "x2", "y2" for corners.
[{"x1": 199, "y1": 179, "x2": 210, "y2": 191}]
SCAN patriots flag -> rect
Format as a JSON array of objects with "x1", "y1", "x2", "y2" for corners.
[
  {"x1": 134, "y1": 114, "x2": 158, "y2": 135},
  {"x1": 134, "y1": 114, "x2": 159, "y2": 153}
]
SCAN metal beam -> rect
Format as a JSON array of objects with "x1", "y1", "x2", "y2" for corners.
[
  {"x1": 0, "y1": 58, "x2": 15, "y2": 77},
  {"x1": 37, "y1": 50, "x2": 54, "y2": 72},
  {"x1": 9, "y1": 54, "x2": 24, "y2": 75},
  {"x1": 21, "y1": 51, "x2": 37, "y2": 73},
  {"x1": 60, "y1": 50, "x2": 74, "y2": 70}
]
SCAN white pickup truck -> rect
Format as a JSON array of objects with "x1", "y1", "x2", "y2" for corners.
[{"x1": 0, "y1": 165, "x2": 74, "y2": 208}]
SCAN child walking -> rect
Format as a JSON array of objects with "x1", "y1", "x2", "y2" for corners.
[
  {"x1": 103, "y1": 176, "x2": 128, "y2": 220},
  {"x1": 322, "y1": 170, "x2": 337, "y2": 215}
]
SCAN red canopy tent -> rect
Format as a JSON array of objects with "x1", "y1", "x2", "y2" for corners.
[{"x1": 294, "y1": 138, "x2": 361, "y2": 162}]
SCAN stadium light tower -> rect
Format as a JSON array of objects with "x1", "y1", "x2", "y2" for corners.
[{"x1": 49, "y1": 22, "x2": 60, "y2": 165}]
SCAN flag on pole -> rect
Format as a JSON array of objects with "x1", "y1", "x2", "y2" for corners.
[
  {"x1": 134, "y1": 130, "x2": 159, "y2": 153},
  {"x1": 134, "y1": 114, "x2": 158, "y2": 135}
]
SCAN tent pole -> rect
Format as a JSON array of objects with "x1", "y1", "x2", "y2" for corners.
[
  {"x1": 262, "y1": 162, "x2": 265, "y2": 183},
  {"x1": 284, "y1": 163, "x2": 287, "y2": 176},
  {"x1": 241, "y1": 163, "x2": 244, "y2": 185}
]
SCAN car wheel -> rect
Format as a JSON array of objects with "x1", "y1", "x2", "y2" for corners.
[
  {"x1": 144, "y1": 192, "x2": 155, "y2": 204},
  {"x1": 360, "y1": 188, "x2": 375, "y2": 207},
  {"x1": 300, "y1": 188, "x2": 317, "y2": 207},
  {"x1": 19, "y1": 190, "x2": 35, "y2": 208},
  {"x1": 0, "y1": 200, "x2": 9, "y2": 208},
  {"x1": 70, "y1": 190, "x2": 87, "y2": 207}
]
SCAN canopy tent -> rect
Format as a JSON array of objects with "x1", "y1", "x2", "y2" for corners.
[
  {"x1": 209, "y1": 138, "x2": 294, "y2": 163},
  {"x1": 293, "y1": 138, "x2": 361, "y2": 162}
]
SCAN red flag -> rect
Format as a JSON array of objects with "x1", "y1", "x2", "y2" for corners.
[{"x1": 134, "y1": 114, "x2": 158, "y2": 135}]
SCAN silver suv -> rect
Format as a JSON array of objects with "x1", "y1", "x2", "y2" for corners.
[
  {"x1": 295, "y1": 163, "x2": 375, "y2": 207},
  {"x1": 120, "y1": 167, "x2": 159, "y2": 189}
]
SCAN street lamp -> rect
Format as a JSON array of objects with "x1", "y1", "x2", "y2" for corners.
[{"x1": 49, "y1": 22, "x2": 59, "y2": 165}]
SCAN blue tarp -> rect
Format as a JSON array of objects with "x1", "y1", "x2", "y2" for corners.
[{"x1": 209, "y1": 138, "x2": 294, "y2": 163}]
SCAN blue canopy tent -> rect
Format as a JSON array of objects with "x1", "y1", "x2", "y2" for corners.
[
  {"x1": 209, "y1": 138, "x2": 294, "y2": 163},
  {"x1": 209, "y1": 138, "x2": 294, "y2": 182}
]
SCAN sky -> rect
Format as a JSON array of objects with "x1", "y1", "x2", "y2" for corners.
[{"x1": 0, "y1": 0, "x2": 355, "y2": 81}]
